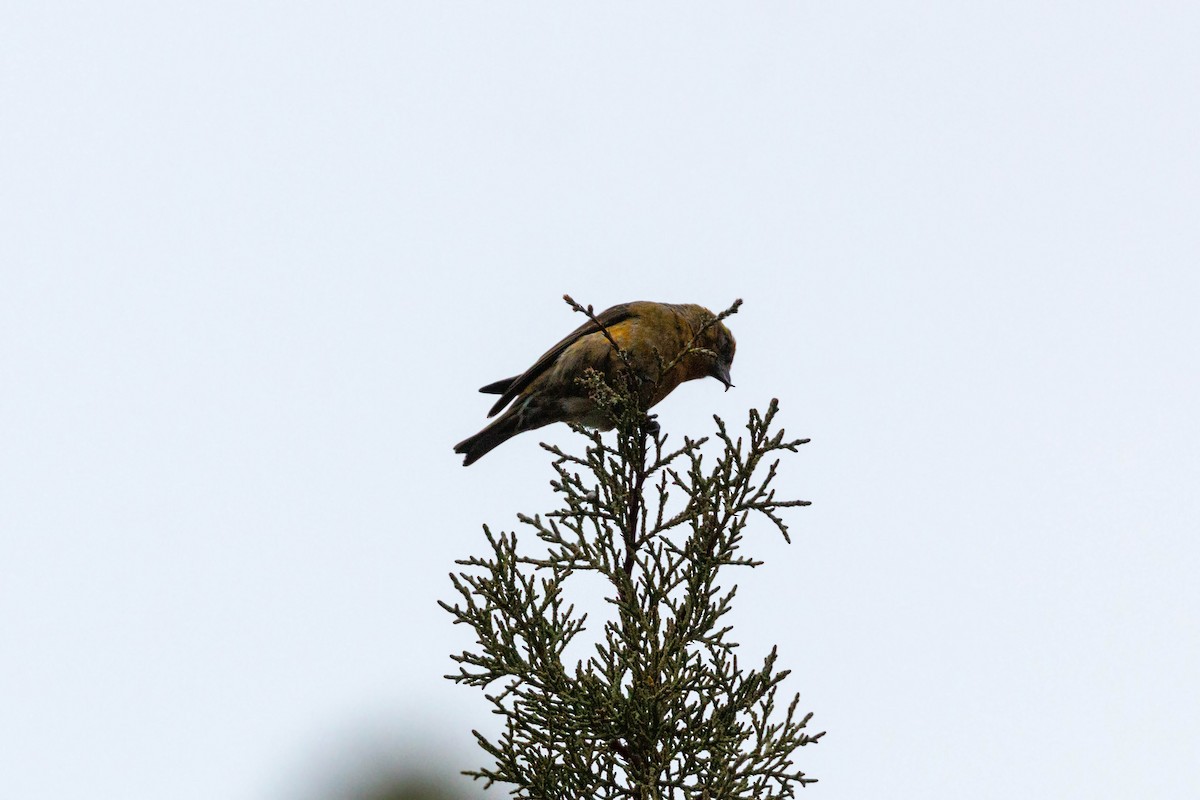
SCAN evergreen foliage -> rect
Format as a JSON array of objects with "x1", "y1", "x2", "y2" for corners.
[{"x1": 442, "y1": 299, "x2": 822, "y2": 798}]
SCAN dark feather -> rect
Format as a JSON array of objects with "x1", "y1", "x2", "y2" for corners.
[
  {"x1": 479, "y1": 376, "x2": 518, "y2": 395},
  {"x1": 454, "y1": 410, "x2": 522, "y2": 466},
  {"x1": 485, "y1": 303, "x2": 636, "y2": 417}
]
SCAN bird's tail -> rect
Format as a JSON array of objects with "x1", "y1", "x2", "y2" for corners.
[{"x1": 453, "y1": 412, "x2": 523, "y2": 466}]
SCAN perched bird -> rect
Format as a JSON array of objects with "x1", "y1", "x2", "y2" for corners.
[{"x1": 454, "y1": 301, "x2": 736, "y2": 466}]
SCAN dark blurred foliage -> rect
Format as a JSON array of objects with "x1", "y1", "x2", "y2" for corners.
[
  {"x1": 349, "y1": 772, "x2": 465, "y2": 800},
  {"x1": 289, "y1": 731, "x2": 485, "y2": 800}
]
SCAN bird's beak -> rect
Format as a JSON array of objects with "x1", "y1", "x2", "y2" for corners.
[{"x1": 711, "y1": 361, "x2": 734, "y2": 391}]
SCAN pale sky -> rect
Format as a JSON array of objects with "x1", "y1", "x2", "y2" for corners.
[{"x1": 3, "y1": 3, "x2": 1198, "y2": 799}]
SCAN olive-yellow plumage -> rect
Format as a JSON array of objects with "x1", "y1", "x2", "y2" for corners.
[{"x1": 454, "y1": 301, "x2": 736, "y2": 466}]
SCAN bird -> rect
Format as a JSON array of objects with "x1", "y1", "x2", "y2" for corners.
[{"x1": 454, "y1": 300, "x2": 736, "y2": 466}]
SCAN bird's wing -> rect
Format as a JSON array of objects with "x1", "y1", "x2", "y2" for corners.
[
  {"x1": 486, "y1": 303, "x2": 637, "y2": 417},
  {"x1": 478, "y1": 376, "x2": 519, "y2": 394}
]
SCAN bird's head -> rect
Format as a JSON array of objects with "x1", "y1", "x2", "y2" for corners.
[
  {"x1": 680, "y1": 305, "x2": 737, "y2": 391},
  {"x1": 699, "y1": 321, "x2": 736, "y2": 390}
]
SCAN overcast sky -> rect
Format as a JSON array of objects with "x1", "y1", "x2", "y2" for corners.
[{"x1": 3, "y1": 3, "x2": 1198, "y2": 799}]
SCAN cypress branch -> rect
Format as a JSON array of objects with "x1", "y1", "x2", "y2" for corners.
[{"x1": 441, "y1": 301, "x2": 822, "y2": 798}]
